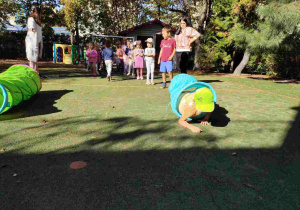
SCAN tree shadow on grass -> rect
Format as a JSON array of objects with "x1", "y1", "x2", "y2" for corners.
[
  {"x1": 0, "y1": 109, "x2": 299, "y2": 209},
  {"x1": 0, "y1": 90, "x2": 73, "y2": 121},
  {"x1": 247, "y1": 76, "x2": 300, "y2": 84},
  {"x1": 197, "y1": 80, "x2": 224, "y2": 83}
]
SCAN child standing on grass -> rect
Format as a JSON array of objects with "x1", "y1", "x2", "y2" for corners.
[
  {"x1": 122, "y1": 39, "x2": 129, "y2": 75},
  {"x1": 158, "y1": 27, "x2": 176, "y2": 88},
  {"x1": 84, "y1": 45, "x2": 89, "y2": 72},
  {"x1": 116, "y1": 41, "x2": 124, "y2": 74},
  {"x1": 144, "y1": 38, "x2": 156, "y2": 85},
  {"x1": 102, "y1": 40, "x2": 114, "y2": 81},
  {"x1": 86, "y1": 43, "x2": 98, "y2": 76},
  {"x1": 127, "y1": 42, "x2": 135, "y2": 76},
  {"x1": 134, "y1": 41, "x2": 144, "y2": 80},
  {"x1": 95, "y1": 44, "x2": 102, "y2": 75}
]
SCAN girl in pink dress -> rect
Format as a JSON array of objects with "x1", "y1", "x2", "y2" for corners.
[{"x1": 134, "y1": 41, "x2": 144, "y2": 80}]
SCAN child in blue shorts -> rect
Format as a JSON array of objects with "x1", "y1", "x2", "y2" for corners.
[{"x1": 158, "y1": 27, "x2": 176, "y2": 88}]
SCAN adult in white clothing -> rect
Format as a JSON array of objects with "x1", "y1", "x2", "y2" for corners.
[{"x1": 25, "y1": 7, "x2": 43, "y2": 72}]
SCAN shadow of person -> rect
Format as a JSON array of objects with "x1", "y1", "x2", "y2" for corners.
[
  {"x1": 197, "y1": 80, "x2": 224, "y2": 83},
  {"x1": 0, "y1": 90, "x2": 73, "y2": 121},
  {"x1": 189, "y1": 104, "x2": 230, "y2": 127},
  {"x1": 209, "y1": 104, "x2": 230, "y2": 127}
]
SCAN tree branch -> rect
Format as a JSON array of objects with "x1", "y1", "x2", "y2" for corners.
[
  {"x1": 169, "y1": 8, "x2": 188, "y2": 15},
  {"x1": 152, "y1": 0, "x2": 188, "y2": 16}
]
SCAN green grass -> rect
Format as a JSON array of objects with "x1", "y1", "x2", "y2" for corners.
[
  {"x1": 0, "y1": 70, "x2": 299, "y2": 154},
  {"x1": 0, "y1": 69, "x2": 299, "y2": 209}
]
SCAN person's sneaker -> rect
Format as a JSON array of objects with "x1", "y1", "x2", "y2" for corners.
[
  {"x1": 146, "y1": 81, "x2": 151, "y2": 85},
  {"x1": 151, "y1": 81, "x2": 155, "y2": 85},
  {"x1": 140, "y1": 76, "x2": 144, "y2": 80},
  {"x1": 137, "y1": 76, "x2": 140, "y2": 80},
  {"x1": 160, "y1": 82, "x2": 166, "y2": 88}
]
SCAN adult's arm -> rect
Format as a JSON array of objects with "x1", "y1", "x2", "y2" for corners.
[
  {"x1": 188, "y1": 27, "x2": 201, "y2": 46},
  {"x1": 27, "y1": 17, "x2": 36, "y2": 32}
]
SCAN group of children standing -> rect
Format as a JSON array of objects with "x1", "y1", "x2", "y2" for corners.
[{"x1": 85, "y1": 26, "x2": 176, "y2": 88}]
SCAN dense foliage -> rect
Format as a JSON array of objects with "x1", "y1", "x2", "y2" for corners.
[{"x1": 1, "y1": 0, "x2": 299, "y2": 78}]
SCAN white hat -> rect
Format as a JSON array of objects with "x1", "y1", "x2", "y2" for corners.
[{"x1": 146, "y1": 38, "x2": 153, "y2": 43}]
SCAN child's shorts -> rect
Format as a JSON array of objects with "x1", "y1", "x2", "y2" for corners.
[{"x1": 160, "y1": 61, "x2": 173, "y2": 73}]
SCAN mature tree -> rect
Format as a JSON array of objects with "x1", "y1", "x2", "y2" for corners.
[
  {"x1": 60, "y1": 0, "x2": 90, "y2": 46},
  {"x1": 12, "y1": 0, "x2": 59, "y2": 26},
  {"x1": 0, "y1": 0, "x2": 19, "y2": 29},
  {"x1": 231, "y1": 0, "x2": 300, "y2": 76},
  {"x1": 88, "y1": 0, "x2": 148, "y2": 35},
  {"x1": 145, "y1": 0, "x2": 212, "y2": 69},
  {"x1": 197, "y1": 0, "x2": 235, "y2": 71}
]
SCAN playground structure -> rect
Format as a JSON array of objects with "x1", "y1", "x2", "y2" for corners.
[
  {"x1": 169, "y1": 74, "x2": 217, "y2": 121},
  {"x1": 53, "y1": 44, "x2": 80, "y2": 65},
  {"x1": 0, "y1": 65, "x2": 42, "y2": 114}
]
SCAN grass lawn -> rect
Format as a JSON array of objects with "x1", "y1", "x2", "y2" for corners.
[{"x1": 1, "y1": 67, "x2": 299, "y2": 209}]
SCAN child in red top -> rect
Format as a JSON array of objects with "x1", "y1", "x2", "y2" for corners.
[{"x1": 158, "y1": 27, "x2": 176, "y2": 88}]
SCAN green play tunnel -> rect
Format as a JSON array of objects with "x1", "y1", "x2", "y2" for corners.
[{"x1": 0, "y1": 65, "x2": 41, "y2": 114}]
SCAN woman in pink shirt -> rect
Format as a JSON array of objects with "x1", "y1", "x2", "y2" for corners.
[
  {"x1": 86, "y1": 43, "x2": 98, "y2": 76},
  {"x1": 175, "y1": 17, "x2": 200, "y2": 74}
]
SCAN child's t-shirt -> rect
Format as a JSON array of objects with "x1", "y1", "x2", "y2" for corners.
[
  {"x1": 128, "y1": 50, "x2": 133, "y2": 59},
  {"x1": 86, "y1": 49, "x2": 98, "y2": 63},
  {"x1": 145, "y1": 48, "x2": 155, "y2": 63},
  {"x1": 102, "y1": 48, "x2": 113, "y2": 61},
  {"x1": 116, "y1": 48, "x2": 123, "y2": 59},
  {"x1": 134, "y1": 49, "x2": 144, "y2": 57},
  {"x1": 160, "y1": 38, "x2": 176, "y2": 62}
]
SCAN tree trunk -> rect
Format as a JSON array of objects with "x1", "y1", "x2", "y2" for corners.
[
  {"x1": 194, "y1": 0, "x2": 212, "y2": 70},
  {"x1": 70, "y1": 30, "x2": 75, "y2": 45},
  {"x1": 75, "y1": 17, "x2": 80, "y2": 63},
  {"x1": 230, "y1": 50, "x2": 236, "y2": 73},
  {"x1": 233, "y1": 49, "x2": 250, "y2": 75}
]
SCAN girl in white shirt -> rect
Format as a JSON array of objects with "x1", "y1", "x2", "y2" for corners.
[{"x1": 144, "y1": 38, "x2": 156, "y2": 85}]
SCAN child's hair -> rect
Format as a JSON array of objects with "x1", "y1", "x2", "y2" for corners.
[
  {"x1": 136, "y1": 44, "x2": 143, "y2": 49},
  {"x1": 116, "y1": 41, "x2": 122, "y2": 49},
  {"x1": 135, "y1": 40, "x2": 142, "y2": 49},
  {"x1": 122, "y1": 38, "x2": 127, "y2": 45},
  {"x1": 162, "y1": 26, "x2": 172, "y2": 35},
  {"x1": 104, "y1": 40, "x2": 111, "y2": 48},
  {"x1": 129, "y1": 43, "x2": 134, "y2": 49},
  {"x1": 89, "y1": 43, "x2": 95, "y2": 49},
  {"x1": 147, "y1": 42, "x2": 153, "y2": 47}
]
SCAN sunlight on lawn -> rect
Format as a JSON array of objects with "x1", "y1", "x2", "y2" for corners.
[{"x1": 0, "y1": 74, "x2": 299, "y2": 154}]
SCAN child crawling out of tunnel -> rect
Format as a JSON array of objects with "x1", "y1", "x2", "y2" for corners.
[{"x1": 169, "y1": 74, "x2": 216, "y2": 133}]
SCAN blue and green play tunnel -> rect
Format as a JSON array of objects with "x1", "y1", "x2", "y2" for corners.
[
  {"x1": 169, "y1": 74, "x2": 217, "y2": 121},
  {"x1": 0, "y1": 65, "x2": 42, "y2": 114}
]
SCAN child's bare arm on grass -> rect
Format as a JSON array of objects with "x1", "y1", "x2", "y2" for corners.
[
  {"x1": 200, "y1": 113, "x2": 211, "y2": 125},
  {"x1": 178, "y1": 109, "x2": 202, "y2": 133}
]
